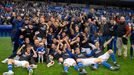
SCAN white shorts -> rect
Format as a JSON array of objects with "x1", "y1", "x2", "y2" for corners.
[
  {"x1": 81, "y1": 58, "x2": 97, "y2": 66},
  {"x1": 98, "y1": 52, "x2": 110, "y2": 62},
  {"x1": 14, "y1": 60, "x2": 29, "y2": 68},
  {"x1": 81, "y1": 48, "x2": 91, "y2": 54},
  {"x1": 38, "y1": 51, "x2": 45, "y2": 54},
  {"x1": 63, "y1": 58, "x2": 76, "y2": 67}
]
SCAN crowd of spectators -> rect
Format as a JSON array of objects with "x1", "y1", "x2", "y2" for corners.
[{"x1": 0, "y1": 1, "x2": 133, "y2": 25}]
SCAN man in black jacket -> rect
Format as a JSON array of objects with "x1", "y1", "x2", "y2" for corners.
[
  {"x1": 116, "y1": 16, "x2": 131, "y2": 58},
  {"x1": 101, "y1": 17, "x2": 113, "y2": 50}
]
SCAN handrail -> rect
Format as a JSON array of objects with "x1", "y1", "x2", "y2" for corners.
[{"x1": 0, "y1": 25, "x2": 12, "y2": 29}]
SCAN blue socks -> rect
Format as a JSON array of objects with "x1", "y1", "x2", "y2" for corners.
[
  {"x1": 8, "y1": 64, "x2": 13, "y2": 71},
  {"x1": 77, "y1": 62, "x2": 84, "y2": 68},
  {"x1": 73, "y1": 65, "x2": 79, "y2": 71},
  {"x1": 102, "y1": 61, "x2": 111, "y2": 69},
  {"x1": 93, "y1": 64, "x2": 99, "y2": 69},
  {"x1": 110, "y1": 53, "x2": 116, "y2": 63},
  {"x1": 64, "y1": 66, "x2": 68, "y2": 72},
  {"x1": 27, "y1": 66, "x2": 32, "y2": 71}
]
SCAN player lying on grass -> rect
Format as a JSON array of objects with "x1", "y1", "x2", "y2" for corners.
[
  {"x1": 86, "y1": 36, "x2": 120, "y2": 70},
  {"x1": 66, "y1": 47, "x2": 119, "y2": 71},
  {"x1": 76, "y1": 48, "x2": 120, "y2": 71},
  {"x1": 57, "y1": 39, "x2": 88, "y2": 75},
  {"x1": 2, "y1": 38, "x2": 37, "y2": 68},
  {"x1": 3, "y1": 44, "x2": 37, "y2": 75},
  {"x1": 66, "y1": 36, "x2": 120, "y2": 71}
]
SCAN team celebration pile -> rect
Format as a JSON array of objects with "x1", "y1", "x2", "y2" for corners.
[{"x1": 0, "y1": 1, "x2": 134, "y2": 75}]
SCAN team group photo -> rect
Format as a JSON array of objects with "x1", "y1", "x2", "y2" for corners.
[{"x1": 0, "y1": 0, "x2": 134, "y2": 75}]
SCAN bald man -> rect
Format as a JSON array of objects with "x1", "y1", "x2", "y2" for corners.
[{"x1": 116, "y1": 16, "x2": 131, "y2": 58}]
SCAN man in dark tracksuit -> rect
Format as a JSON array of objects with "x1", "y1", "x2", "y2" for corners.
[
  {"x1": 10, "y1": 15, "x2": 24, "y2": 58},
  {"x1": 101, "y1": 17, "x2": 113, "y2": 50},
  {"x1": 130, "y1": 23, "x2": 134, "y2": 59},
  {"x1": 90, "y1": 23, "x2": 98, "y2": 43},
  {"x1": 1, "y1": 16, "x2": 24, "y2": 63},
  {"x1": 108, "y1": 20, "x2": 118, "y2": 54},
  {"x1": 116, "y1": 16, "x2": 130, "y2": 58}
]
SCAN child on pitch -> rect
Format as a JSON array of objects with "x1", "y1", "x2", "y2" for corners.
[{"x1": 36, "y1": 42, "x2": 46, "y2": 63}]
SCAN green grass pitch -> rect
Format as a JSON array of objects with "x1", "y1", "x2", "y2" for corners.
[{"x1": 0, "y1": 37, "x2": 134, "y2": 75}]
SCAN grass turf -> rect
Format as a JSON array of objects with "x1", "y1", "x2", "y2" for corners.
[{"x1": 0, "y1": 37, "x2": 134, "y2": 75}]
